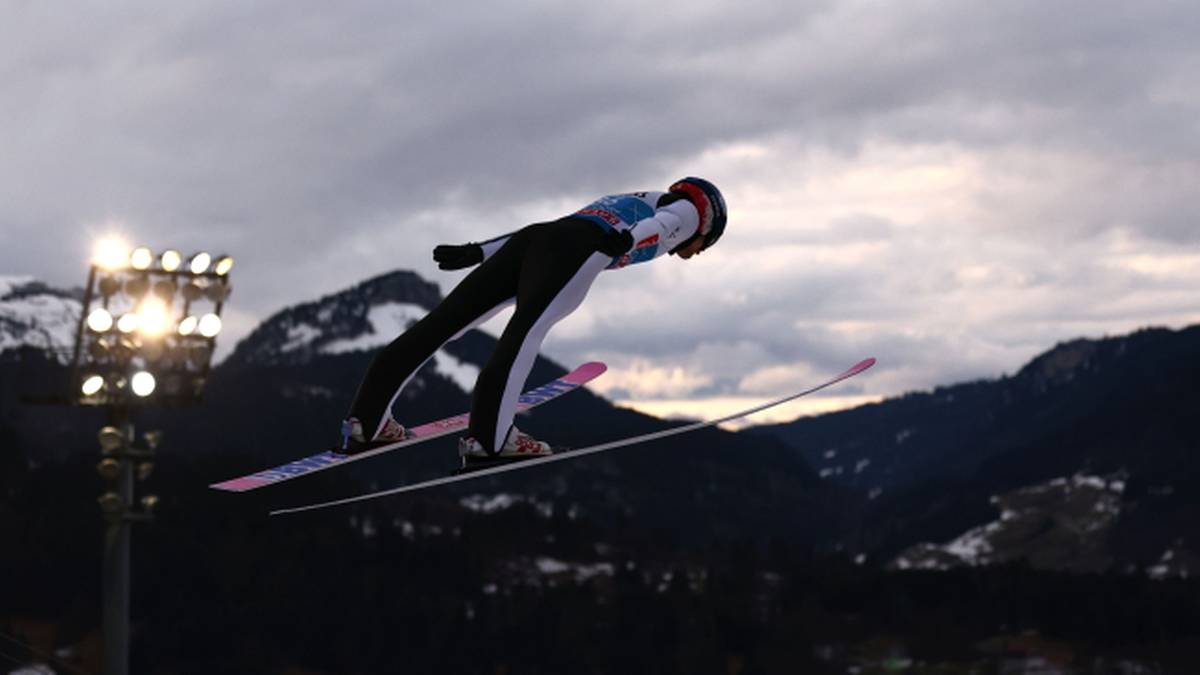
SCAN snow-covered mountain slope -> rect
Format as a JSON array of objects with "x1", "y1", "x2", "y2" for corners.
[
  {"x1": 223, "y1": 270, "x2": 481, "y2": 391},
  {"x1": 891, "y1": 473, "x2": 1127, "y2": 574},
  {"x1": 0, "y1": 276, "x2": 81, "y2": 362}
]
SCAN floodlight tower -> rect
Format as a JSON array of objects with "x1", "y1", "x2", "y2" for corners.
[{"x1": 68, "y1": 239, "x2": 233, "y2": 675}]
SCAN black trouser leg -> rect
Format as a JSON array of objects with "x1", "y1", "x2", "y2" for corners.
[
  {"x1": 346, "y1": 230, "x2": 529, "y2": 439},
  {"x1": 468, "y1": 220, "x2": 606, "y2": 453}
]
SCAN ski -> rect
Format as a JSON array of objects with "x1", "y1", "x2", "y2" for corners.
[
  {"x1": 269, "y1": 357, "x2": 875, "y2": 516},
  {"x1": 210, "y1": 361, "x2": 607, "y2": 492}
]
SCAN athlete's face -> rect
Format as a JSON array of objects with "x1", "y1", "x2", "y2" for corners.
[{"x1": 675, "y1": 236, "x2": 706, "y2": 259}]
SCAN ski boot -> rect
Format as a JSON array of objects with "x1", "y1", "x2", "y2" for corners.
[
  {"x1": 335, "y1": 415, "x2": 408, "y2": 456},
  {"x1": 456, "y1": 426, "x2": 553, "y2": 474}
]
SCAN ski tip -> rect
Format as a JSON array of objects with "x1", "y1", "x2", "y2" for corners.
[
  {"x1": 843, "y1": 357, "x2": 876, "y2": 378},
  {"x1": 565, "y1": 361, "x2": 607, "y2": 383}
]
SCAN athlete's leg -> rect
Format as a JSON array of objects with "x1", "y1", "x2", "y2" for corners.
[
  {"x1": 468, "y1": 220, "x2": 610, "y2": 453},
  {"x1": 346, "y1": 229, "x2": 531, "y2": 440}
]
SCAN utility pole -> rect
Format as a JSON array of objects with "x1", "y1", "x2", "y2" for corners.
[{"x1": 96, "y1": 414, "x2": 157, "y2": 675}]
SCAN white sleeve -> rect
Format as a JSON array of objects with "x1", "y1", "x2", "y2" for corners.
[
  {"x1": 626, "y1": 199, "x2": 700, "y2": 259},
  {"x1": 477, "y1": 225, "x2": 527, "y2": 261},
  {"x1": 479, "y1": 235, "x2": 510, "y2": 261}
]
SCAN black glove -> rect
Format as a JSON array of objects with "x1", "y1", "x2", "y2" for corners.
[
  {"x1": 596, "y1": 229, "x2": 634, "y2": 257},
  {"x1": 433, "y1": 243, "x2": 484, "y2": 270}
]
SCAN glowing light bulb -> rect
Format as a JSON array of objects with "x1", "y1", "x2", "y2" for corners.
[
  {"x1": 131, "y1": 371, "x2": 156, "y2": 397},
  {"x1": 87, "y1": 308, "x2": 114, "y2": 332},
  {"x1": 189, "y1": 252, "x2": 212, "y2": 275},
  {"x1": 198, "y1": 313, "x2": 222, "y2": 338},
  {"x1": 117, "y1": 313, "x2": 140, "y2": 334},
  {"x1": 137, "y1": 298, "x2": 170, "y2": 337},
  {"x1": 130, "y1": 247, "x2": 153, "y2": 270},
  {"x1": 178, "y1": 315, "x2": 199, "y2": 336},
  {"x1": 94, "y1": 238, "x2": 130, "y2": 271},
  {"x1": 81, "y1": 375, "x2": 105, "y2": 396},
  {"x1": 161, "y1": 250, "x2": 182, "y2": 272}
]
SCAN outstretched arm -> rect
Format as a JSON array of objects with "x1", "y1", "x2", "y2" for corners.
[{"x1": 432, "y1": 229, "x2": 520, "y2": 270}]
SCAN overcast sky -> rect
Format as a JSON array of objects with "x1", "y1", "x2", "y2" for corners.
[{"x1": 3, "y1": 1, "x2": 1198, "y2": 425}]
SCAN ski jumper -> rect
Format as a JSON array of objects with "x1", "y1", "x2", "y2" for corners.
[{"x1": 346, "y1": 192, "x2": 701, "y2": 454}]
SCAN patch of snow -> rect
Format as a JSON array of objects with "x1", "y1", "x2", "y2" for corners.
[
  {"x1": 433, "y1": 349, "x2": 480, "y2": 392},
  {"x1": 459, "y1": 493, "x2": 553, "y2": 517},
  {"x1": 656, "y1": 570, "x2": 674, "y2": 593},
  {"x1": 823, "y1": 449, "x2": 837, "y2": 459},
  {"x1": 0, "y1": 275, "x2": 36, "y2": 297},
  {"x1": 1074, "y1": 475, "x2": 1107, "y2": 490},
  {"x1": 0, "y1": 290, "x2": 81, "y2": 361},
  {"x1": 893, "y1": 472, "x2": 1126, "y2": 572},
  {"x1": 1148, "y1": 550, "x2": 1176, "y2": 580},
  {"x1": 868, "y1": 488, "x2": 883, "y2": 500},
  {"x1": 1147, "y1": 545, "x2": 1191, "y2": 581},
  {"x1": 943, "y1": 522, "x2": 999, "y2": 564},
  {"x1": 855, "y1": 458, "x2": 871, "y2": 474},
  {"x1": 576, "y1": 562, "x2": 615, "y2": 581},
  {"x1": 461, "y1": 493, "x2": 520, "y2": 513},
  {"x1": 895, "y1": 428, "x2": 913, "y2": 445},
  {"x1": 526, "y1": 557, "x2": 616, "y2": 585},
  {"x1": 536, "y1": 557, "x2": 571, "y2": 574},
  {"x1": 318, "y1": 301, "x2": 479, "y2": 391},
  {"x1": 9, "y1": 664, "x2": 56, "y2": 675},
  {"x1": 280, "y1": 323, "x2": 322, "y2": 353},
  {"x1": 322, "y1": 302, "x2": 426, "y2": 354}
]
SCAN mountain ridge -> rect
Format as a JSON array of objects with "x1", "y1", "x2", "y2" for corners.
[
  {"x1": 753, "y1": 324, "x2": 1200, "y2": 576},
  {"x1": 3, "y1": 267, "x2": 1196, "y2": 576}
]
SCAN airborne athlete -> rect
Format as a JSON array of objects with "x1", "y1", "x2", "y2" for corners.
[{"x1": 337, "y1": 177, "x2": 728, "y2": 467}]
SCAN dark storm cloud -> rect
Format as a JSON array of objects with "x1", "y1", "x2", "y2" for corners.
[{"x1": 3, "y1": 1, "x2": 1198, "y2": 407}]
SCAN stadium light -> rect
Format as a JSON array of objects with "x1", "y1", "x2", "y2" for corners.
[
  {"x1": 198, "y1": 313, "x2": 222, "y2": 338},
  {"x1": 130, "y1": 247, "x2": 153, "y2": 271},
  {"x1": 136, "y1": 298, "x2": 171, "y2": 337},
  {"x1": 214, "y1": 255, "x2": 234, "y2": 276},
  {"x1": 178, "y1": 315, "x2": 198, "y2": 336},
  {"x1": 70, "y1": 236, "x2": 233, "y2": 407},
  {"x1": 189, "y1": 252, "x2": 211, "y2": 275},
  {"x1": 130, "y1": 371, "x2": 156, "y2": 397},
  {"x1": 82, "y1": 374, "x2": 105, "y2": 396},
  {"x1": 95, "y1": 238, "x2": 130, "y2": 271},
  {"x1": 87, "y1": 308, "x2": 114, "y2": 333},
  {"x1": 117, "y1": 313, "x2": 139, "y2": 334},
  {"x1": 160, "y1": 250, "x2": 182, "y2": 272},
  {"x1": 71, "y1": 236, "x2": 226, "y2": 675}
]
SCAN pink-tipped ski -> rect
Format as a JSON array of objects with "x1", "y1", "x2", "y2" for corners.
[{"x1": 210, "y1": 362, "x2": 606, "y2": 492}]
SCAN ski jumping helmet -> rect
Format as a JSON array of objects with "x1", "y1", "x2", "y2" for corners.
[{"x1": 669, "y1": 177, "x2": 727, "y2": 251}]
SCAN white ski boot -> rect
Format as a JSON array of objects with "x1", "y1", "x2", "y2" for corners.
[
  {"x1": 458, "y1": 426, "x2": 553, "y2": 466},
  {"x1": 337, "y1": 415, "x2": 408, "y2": 456}
]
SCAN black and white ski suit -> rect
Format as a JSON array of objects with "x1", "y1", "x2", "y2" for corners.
[{"x1": 347, "y1": 191, "x2": 700, "y2": 454}]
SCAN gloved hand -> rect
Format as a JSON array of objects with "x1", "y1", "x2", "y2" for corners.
[
  {"x1": 433, "y1": 243, "x2": 484, "y2": 270},
  {"x1": 596, "y1": 229, "x2": 634, "y2": 257}
]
